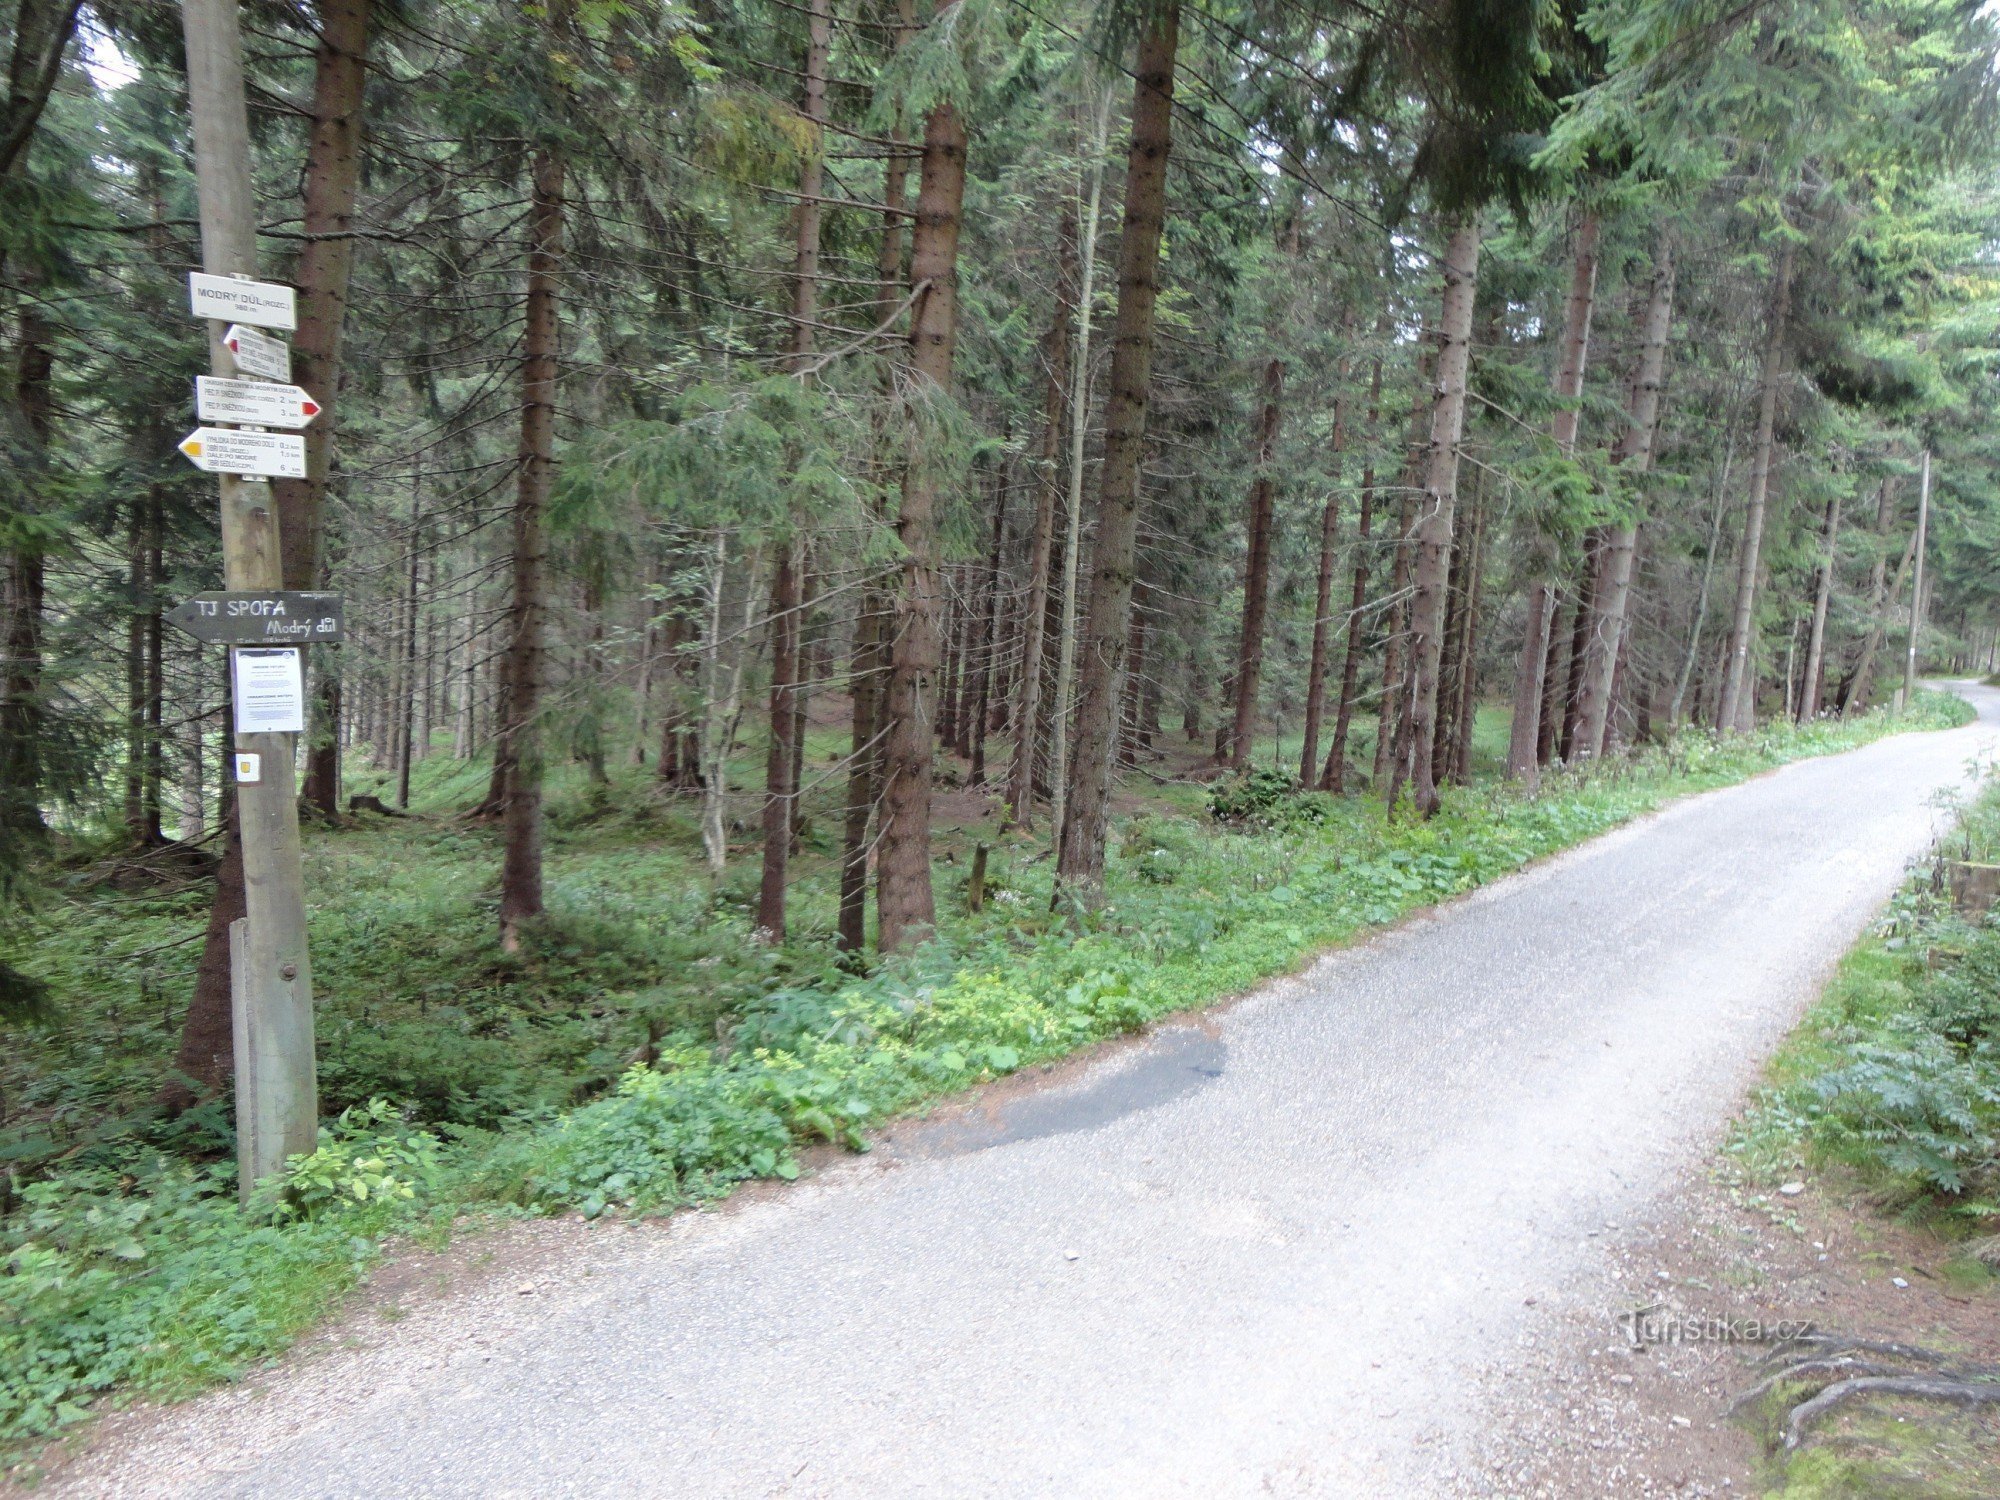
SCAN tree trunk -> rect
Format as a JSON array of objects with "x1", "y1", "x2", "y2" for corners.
[
  {"x1": 1374, "y1": 489, "x2": 1415, "y2": 793},
  {"x1": 1798, "y1": 497, "x2": 1842, "y2": 721},
  {"x1": 0, "y1": 0, "x2": 81, "y2": 178},
  {"x1": 1843, "y1": 482, "x2": 1907, "y2": 715},
  {"x1": 940, "y1": 568, "x2": 966, "y2": 753},
  {"x1": 272, "y1": 0, "x2": 371, "y2": 814},
  {"x1": 1537, "y1": 600, "x2": 1568, "y2": 766},
  {"x1": 755, "y1": 0, "x2": 829, "y2": 943},
  {"x1": 756, "y1": 546, "x2": 801, "y2": 941},
  {"x1": 496, "y1": 144, "x2": 562, "y2": 952},
  {"x1": 1574, "y1": 241, "x2": 1675, "y2": 758},
  {"x1": 1716, "y1": 240, "x2": 1795, "y2": 733},
  {"x1": 1298, "y1": 484, "x2": 1341, "y2": 786},
  {"x1": 788, "y1": 553, "x2": 817, "y2": 844},
  {"x1": 837, "y1": 593, "x2": 883, "y2": 954},
  {"x1": 1054, "y1": 6, "x2": 1179, "y2": 901},
  {"x1": 1670, "y1": 383, "x2": 1748, "y2": 722},
  {"x1": 1005, "y1": 209, "x2": 1077, "y2": 828},
  {"x1": 1324, "y1": 348, "x2": 1384, "y2": 792},
  {"x1": 1430, "y1": 490, "x2": 1472, "y2": 790},
  {"x1": 395, "y1": 479, "x2": 422, "y2": 808},
  {"x1": 1558, "y1": 545, "x2": 1597, "y2": 761},
  {"x1": 1047, "y1": 85, "x2": 1115, "y2": 853},
  {"x1": 1229, "y1": 357, "x2": 1284, "y2": 773},
  {"x1": 142, "y1": 493, "x2": 164, "y2": 840},
  {"x1": 1406, "y1": 216, "x2": 1482, "y2": 817},
  {"x1": 1120, "y1": 581, "x2": 1150, "y2": 768},
  {"x1": 1298, "y1": 347, "x2": 1353, "y2": 786},
  {"x1": 125, "y1": 491, "x2": 149, "y2": 840},
  {"x1": 1506, "y1": 210, "x2": 1599, "y2": 786},
  {"x1": 875, "y1": 64, "x2": 968, "y2": 953},
  {"x1": 836, "y1": 0, "x2": 915, "y2": 954},
  {"x1": 1452, "y1": 480, "x2": 1487, "y2": 784},
  {"x1": 0, "y1": 302, "x2": 52, "y2": 840},
  {"x1": 180, "y1": 665, "x2": 206, "y2": 840},
  {"x1": 164, "y1": 806, "x2": 244, "y2": 1106},
  {"x1": 969, "y1": 475, "x2": 1006, "y2": 784}
]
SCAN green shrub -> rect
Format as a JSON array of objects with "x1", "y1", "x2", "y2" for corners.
[
  {"x1": 1740, "y1": 771, "x2": 2000, "y2": 1218},
  {"x1": 1208, "y1": 768, "x2": 1327, "y2": 830},
  {"x1": 280, "y1": 1100, "x2": 443, "y2": 1218}
]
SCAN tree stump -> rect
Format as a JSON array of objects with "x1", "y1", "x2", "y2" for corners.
[{"x1": 1947, "y1": 860, "x2": 2000, "y2": 918}]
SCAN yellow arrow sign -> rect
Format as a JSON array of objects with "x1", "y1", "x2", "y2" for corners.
[{"x1": 177, "y1": 427, "x2": 306, "y2": 478}]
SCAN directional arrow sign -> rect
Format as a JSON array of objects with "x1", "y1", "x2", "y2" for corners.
[
  {"x1": 187, "y1": 272, "x2": 296, "y2": 331},
  {"x1": 166, "y1": 591, "x2": 345, "y2": 645},
  {"x1": 178, "y1": 428, "x2": 307, "y2": 479},
  {"x1": 224, "y1": 324, "x2": 290, "y2": 382},
  {"x1": 196, "y1": 376, "x2": 321, "y2": 428}
]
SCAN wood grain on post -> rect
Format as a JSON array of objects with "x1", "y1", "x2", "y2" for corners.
[{"x1": 182, "y1": 0, "x2": 319, "y2": 1200}]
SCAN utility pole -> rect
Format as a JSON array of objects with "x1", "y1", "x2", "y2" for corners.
[
  {"x1": 181, "y1": 0, "x2": 319, "y2": 1199},
  {"x1": 1902, "y1": 448, "x2": 1931, "y2": 712}
]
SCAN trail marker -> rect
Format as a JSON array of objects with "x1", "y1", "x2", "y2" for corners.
[
  {"x1": 178, "y1": 427, "x2": 307, "y2": 479},
  {"x1": 166, "y1": 590, "x2": 344, "y2": 645},
  {"x1": 195, "y1": 375, "x2": 321, "y2": 428},
  {"x1": 223, "y1": 323, "x2": 290, "y2": 381},
  {"x1": 188, "y1": 271, "x2": 296, "y2": 330}
]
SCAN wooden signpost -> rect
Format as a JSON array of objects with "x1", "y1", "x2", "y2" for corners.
[
  {"x1": 179, "y1": 0, "x2": 323, "y2": 1202},
  {"x1": 166, "y1": 590, "x2": 345, "y2": 645}
]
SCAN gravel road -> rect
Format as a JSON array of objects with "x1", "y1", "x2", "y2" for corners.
[{"x1": 55, "y1": 688, "x2": 2000, "y2": 1499}]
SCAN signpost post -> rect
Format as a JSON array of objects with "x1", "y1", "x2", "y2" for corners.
[{"x1": 180, "y1": 0, "x2": 319, "y2": 1202}]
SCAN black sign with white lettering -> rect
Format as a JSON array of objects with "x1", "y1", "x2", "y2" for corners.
[{"x1": 165, "y1": 591, "x2": 345, "y2": 645}]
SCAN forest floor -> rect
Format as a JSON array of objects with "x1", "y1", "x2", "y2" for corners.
[
  {"x1": 22, "y1": 686, "x2": 1998, "y2": 1497},
  {"x1": 1464, "y1": 1153, "x2": 2000, "y2": 1497}
]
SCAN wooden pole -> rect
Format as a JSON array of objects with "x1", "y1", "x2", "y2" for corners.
[{"x1": 180, "y1": 0, "x2": 318, "y2": 1200}]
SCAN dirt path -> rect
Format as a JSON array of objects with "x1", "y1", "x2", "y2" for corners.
[{"x1": 43, "y1": 690, "x2": 2000, "y2": 1498}]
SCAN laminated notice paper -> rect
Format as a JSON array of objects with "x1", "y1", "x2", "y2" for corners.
[{"x1": 232, "y1": 647, "x2": 305, "y2": 734}]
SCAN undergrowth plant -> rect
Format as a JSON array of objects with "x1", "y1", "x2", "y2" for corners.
[{"x1": 1731, "y1": 746, "x2": 2000, "y2": 1221}]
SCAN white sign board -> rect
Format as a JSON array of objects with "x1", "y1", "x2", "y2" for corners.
[
  {"x1": 178, "y1": 428, "x2": 307, "y2": 479},
  {"x1": 224, "y1": 324, "x2": 290, "y2": 381},
  {"x1": 196, "y1": 376, "x2": 321, "y2": 428},
  {"x1": 231, "y1": 649, "x2": 306, "y2": 734},
  {"x1": 188, "y1": 272, "x2": 296, "y2": 331}
]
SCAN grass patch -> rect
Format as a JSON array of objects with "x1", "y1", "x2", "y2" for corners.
[{"x1": 0, "y1": 690, "x2": 1975, "y2": 1464}]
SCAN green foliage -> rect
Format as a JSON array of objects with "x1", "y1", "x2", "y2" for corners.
[
  {"x1": 279, "y1": 1101, "x2": 443, "y2": 1218},
  {"x1": 0, "y1": 1157, "x2": 382, "y2": 1446},
  {"x1": 1732, "y1": 765, "x2": 2000, "y2": 1215},
  {"x1": 1206, "y1": 767, "x2": 1327, "y2": 829}
]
